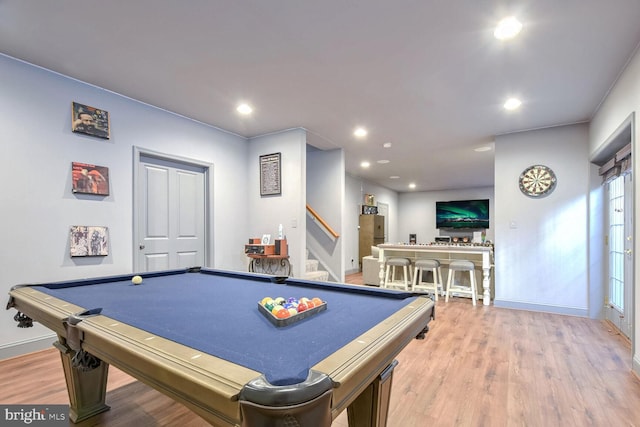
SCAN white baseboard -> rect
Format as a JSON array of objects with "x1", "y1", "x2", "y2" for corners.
[
  {"x1": 493, "y1": 299, "x2": 588, "y2": 317},
  {"x1": 633, "y1": 353, "x2": 640, "y2": 378},
  {"x1": 0, "y1": 335, "x2": 56, "y2": 361}
]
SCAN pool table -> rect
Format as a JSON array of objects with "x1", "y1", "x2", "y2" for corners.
[{"x1": 7, "y1": 268, "x2": 434, "y2": 426}]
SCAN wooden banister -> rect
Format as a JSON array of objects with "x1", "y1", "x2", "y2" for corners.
[{"x1": 306, "y1": 204, "x2": 340, "y2": 239}]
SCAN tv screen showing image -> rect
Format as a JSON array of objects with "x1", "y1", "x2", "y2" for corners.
[{"x1": 436, "y1": 199, "x2": 489, "y2": 229}]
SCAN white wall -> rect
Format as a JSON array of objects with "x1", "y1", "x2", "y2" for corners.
[
  {"x1": 494, "y1": 124, "x2": 590, "y2": 315},
  {"x1": 589, "y1": 46, "x2": 640, "y2": 375},
  {"x1": 0, "y1": 54, "x2": 250, "y2": 357},
  {"x1": 248, "y1": 129, "x2": 307, "y2": 277},
  {"x1": 307, "y1": 148, "x2": 345, "y2": 281},
  {"x1": 398, "y1": 188, "x2": 495, "y2": 244}
]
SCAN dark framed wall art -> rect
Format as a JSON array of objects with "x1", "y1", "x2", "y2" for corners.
[
  {"x1": 71, "y1": 162, "x2": 110, "y2": 195},
  {"x1": 260, "y1": 152, "x2": 281, "y2": 196},
  {"x1": 71, "y1": 102, "x2": 110, "y2": 139}
]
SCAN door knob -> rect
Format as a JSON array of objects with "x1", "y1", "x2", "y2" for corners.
[{"x1": 139, "y1": 244, "x2": 145, "y2": 250}]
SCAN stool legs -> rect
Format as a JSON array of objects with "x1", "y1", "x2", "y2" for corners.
[
  {"x1": 445, "y1": 269, "x2": 477, "y2": 306},
  {"x1": 413, "y1": 266, "x2": 443, "y2": 300},
  {"x1": 384, "y1": 264, "x2": 411, "y2": 290},
  {"x1": 469, "y1": 270, "x2": 477, "y2": 306}
]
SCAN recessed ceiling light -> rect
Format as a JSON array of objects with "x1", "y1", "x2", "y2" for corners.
[
  {"x1": 494, "y1": 16, "x2": 522, "y2": 40},
  {"x1": 236, "y1": 103, "x2": 253, "y2": 115},
  {"x1": 408, "y1": 183, "x2": 416, "y2": 189},
  {"x1": 383, "y1": 142, "x2": 392, "y2": 148},
  {"x1": 503, "y1": 97, "x2": 522, "y2": 110},
  {"x1": 360, "y1": 161, "x2": 370, "y2": 168},
  {"x1": 377, "y1": 159, "x2": 390, "y2": 164},
  {"x1": 354, "y1": 127, "x2": 368, "y2": 138},
  {"x1": 389, "y1": 176, "x2": 400, "y2": 179},
  {"x1": 474, "y1": 146, "x2": 492, "y2": 152}
]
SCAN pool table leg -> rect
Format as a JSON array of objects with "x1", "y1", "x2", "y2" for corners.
[
  {"x1": 346, "y1": 360, "x2": 398, "y2": 427},
  {"x1": 54, "y1": 337, "x2": 110, "y2": 423}
]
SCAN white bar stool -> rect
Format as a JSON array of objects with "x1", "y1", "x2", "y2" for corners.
[
  {"x1": 413, "y1": 259, "x2": 444, "y2": 300},
  {"x1": 384, "y1": 257, "x2": 412, "y2": 290},
  {"x1": 445, "y1": 260, "x2": 477, "y2": 306}
]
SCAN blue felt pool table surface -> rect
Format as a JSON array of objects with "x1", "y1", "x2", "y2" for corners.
[{"x1": 32, "y1": 268, "x2": 427, "y2": 386}]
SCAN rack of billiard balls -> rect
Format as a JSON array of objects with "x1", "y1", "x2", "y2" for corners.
[{"x1": 258, "y1": 296, "x2": 327, "y2": 327}]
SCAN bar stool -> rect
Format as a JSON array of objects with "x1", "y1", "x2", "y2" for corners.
[
  {"x1": 413, "y1": 259, "x2": 444, "y2": 300},
  {"x1": 384, "y1": 257, "x2": 412, "y2": 290},
  {"x1": 445, "y1": 260, "x2": 477, "y2": 306}
]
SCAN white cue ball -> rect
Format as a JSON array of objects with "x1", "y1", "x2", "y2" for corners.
[{"x1": 132, "y1": 275, "x2": 143, "y2": 285}]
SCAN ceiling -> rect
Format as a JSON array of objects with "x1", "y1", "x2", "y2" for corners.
[{"x1": 2, "y1": 1, "x2": 640, "y2": 192}]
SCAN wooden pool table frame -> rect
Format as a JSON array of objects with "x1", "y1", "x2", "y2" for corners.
[{"x1": 7, "y1": 271, "x2": 434, "y2": 427}]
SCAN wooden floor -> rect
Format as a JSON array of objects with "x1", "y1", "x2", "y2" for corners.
[{"x1": 2, "y1": 273, "x2": 640, "y2": 426}]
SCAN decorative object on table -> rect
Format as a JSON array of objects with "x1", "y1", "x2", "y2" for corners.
[
  {"x1": 519, "y1": 164, "x2": 557, "y2": 198},
  {"x1": 71, "y1": 102, "x2": 110, "y2": 139},
  {"x1": 69, "y1": 225, "x2": 109, "y2": 257},
  {"x1": 409, "y1": 234, "x2": 417, "y2": 244},
  {"x1": 71, "y1": 162, "x2": 109, "y2": 195},
  {"x1": 361, "y1": 204, "x2": 378, "y2": 215},
  {"x1": 364, "y1": 193, "x2": 376, "y2": 206},
  {"x1": 259, "y1": 152, "x2": 281, "y2": 196},
  {"x1": 245, "y1": 240, "x2": 276, "y2": 255},
  {"x1": 258, "y1": 296, "x2": 327, "y2": 327},
  {"x1": 261, "y1": 234, "x2": 271, "y2": 245},
  {"x1": 246, "y1": 238, "x2": 290, "y2": 275}
]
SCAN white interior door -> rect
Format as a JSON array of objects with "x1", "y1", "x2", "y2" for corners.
[{"x1": 136, "y1": 155, "x2": 206, "y2": 272}]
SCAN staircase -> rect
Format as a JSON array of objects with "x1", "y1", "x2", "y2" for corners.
[{"x1": 303, "y1": 249, "x2": 329, "y2": 282}]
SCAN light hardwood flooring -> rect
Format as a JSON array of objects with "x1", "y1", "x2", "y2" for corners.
[{"x1": 2, "y1": 273, "x2": 640, "y2": 426}]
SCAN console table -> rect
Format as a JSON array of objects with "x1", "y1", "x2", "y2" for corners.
[
  {"x1": 247, "y1": 254, "x2": 291, "y2": 276},
  {"x1": 377, "y1": 243, "x2": 494, "y2": 305}
]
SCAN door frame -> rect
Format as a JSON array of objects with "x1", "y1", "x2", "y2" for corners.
[
  {"x1": 593, "y1": 113, "x2": 635, "y2": 359},
  {"x1": 132, "y1": 146, "x2": 214, "y2": 272},
  {"x1": 377, "y1": 202, "x2": 389, "y2": 242}
]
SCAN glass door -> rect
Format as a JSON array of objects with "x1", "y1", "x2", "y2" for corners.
[{"x1": 605, "y1": 173, "x2": 633, "y2": 339}]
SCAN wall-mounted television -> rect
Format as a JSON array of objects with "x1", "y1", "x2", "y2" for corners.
[{"x1": 436, "y1": 199, "x2": 489, "y2": 229}]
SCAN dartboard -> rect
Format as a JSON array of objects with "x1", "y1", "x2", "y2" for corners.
[{"x1": 519, "y1": 165, "x2": 557, "y2": 197}]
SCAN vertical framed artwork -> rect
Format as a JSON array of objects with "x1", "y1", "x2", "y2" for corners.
[
  {"x1": 70, "y1": 226, "x2": 109, "y2": 257},
  {"x1": 71, "y1": 162, "x2": 110, "y2": 195},
  {"x1": 259, "y1": 152, "x2": 281, "y2": 196},
  {"x1": 71, "y1": 102, "x2": 110, "y2": 139}
]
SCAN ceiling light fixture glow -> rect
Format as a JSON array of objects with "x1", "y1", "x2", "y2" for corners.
[
  {"x1": 474, "y1": 146, "x2": 492, "y2": 152},
  {"x1": 408, "y1": 183, "x2": 416, "y2": 189},
  {"x1": 377, "y1": 159, "x2": 390, "y2": 164},
  {"x1": 236, "y1": 103, "x2": 253, "y2": 115},
  {"x1": 389, "y1": 176, "x2": 400, "y2": 179},
  {"x1": 360, "y1": 161, "x2": 370, "y2": 168},
  {"x1": 503, "y1": 97, "x2": 522, "y2": 110},
  {"x1": 494, "y1": 16, "x2": 522, "y2": 40},
  {"x1": 383, "y1": 142, "x2": 392, "y2": 148},
  {"x1": 354, "y1": 127, "x2": 368, "y2": 138}
]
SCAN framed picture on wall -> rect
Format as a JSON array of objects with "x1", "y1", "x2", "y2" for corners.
[
  {"x1": 260, "y1": 152, "x2": 281, "y2": 196},
  {"x1": 71, "y1": 102, "x2": 111, "y2": 139},
  {"x1": 69, "y1": 226, "x2": 109, "y2": 257},
  {"x1": 71, "y1": 162, "x2": 110, "y2": 195}
]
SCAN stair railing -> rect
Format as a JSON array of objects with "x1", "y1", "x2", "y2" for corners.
[{"x1": 306, "y1": 204, "x2": 339, "y2": 242}]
